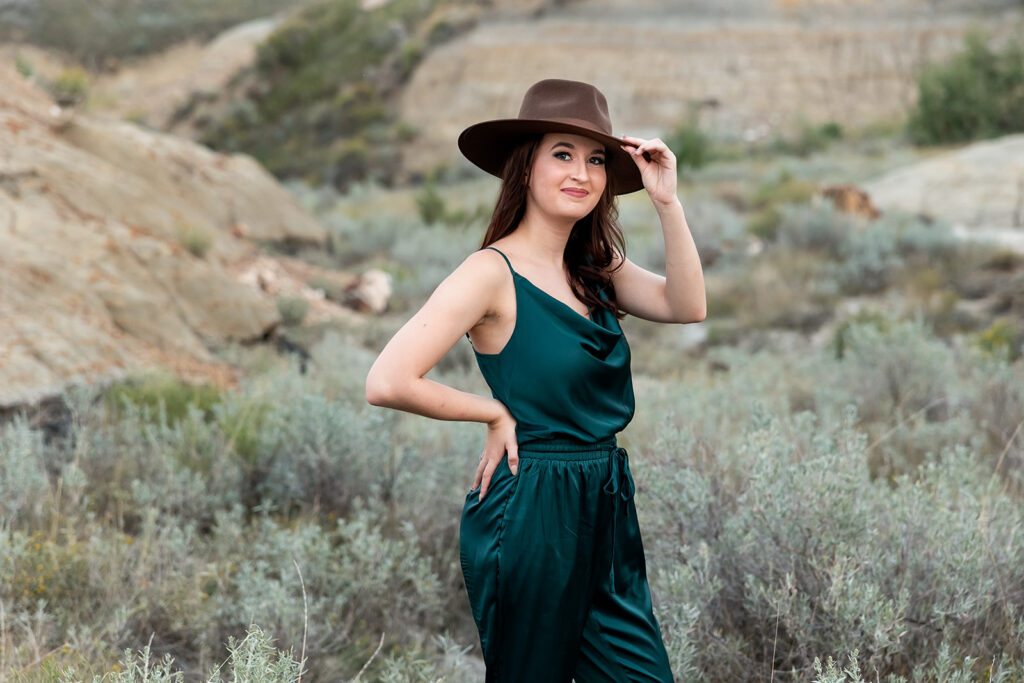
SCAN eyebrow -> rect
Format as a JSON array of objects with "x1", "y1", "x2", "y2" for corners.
[{"x1": 551, "y1": 141, "x2": 605, "y2": 155}]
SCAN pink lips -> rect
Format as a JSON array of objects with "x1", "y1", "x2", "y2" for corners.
[{"x1": 561, "y1": 188, "x2": 589, "y2": 198}]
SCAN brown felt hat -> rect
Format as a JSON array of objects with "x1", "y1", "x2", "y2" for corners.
[{"x1": 458, "y1": 79, "x2": 644, "y2": 195}]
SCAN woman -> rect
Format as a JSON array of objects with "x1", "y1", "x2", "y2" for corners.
[{"x1": 366, "y1": 79, "x2": 706, "y2": 682}]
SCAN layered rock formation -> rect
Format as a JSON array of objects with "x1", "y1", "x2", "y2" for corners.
[
  {"x1": 397, "y1": 5, "x2": 1024, "y2": 177},
  {"x1": 0, "y1": 63, "x2": 328, "y2": 408}
]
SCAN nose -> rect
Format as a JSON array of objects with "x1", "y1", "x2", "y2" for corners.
[{"x1": 570, "y1": 158, "x2": 589, "y2": 183}]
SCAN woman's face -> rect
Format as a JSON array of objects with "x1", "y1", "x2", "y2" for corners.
[{"x1": 525, "y1": 132, "x2": 607, "y2": 223}]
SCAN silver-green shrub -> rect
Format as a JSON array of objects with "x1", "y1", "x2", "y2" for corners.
[
  {"x1": 776, "y1": 202, "x2": 858, "y2": 255},
  {"x1": 0, "y1": 417, "x2": 50, "y2": 524},
  {"x1": 4, "y1": 290, "x2": 1023, "y2": 680},
  {"x1": 58, "y1": 624, "x2": 303, "y2": 682}
]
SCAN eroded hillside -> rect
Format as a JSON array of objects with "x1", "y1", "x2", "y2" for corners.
[{"x1": 0, "y1": 63, "x2": 345, "y2": 408}]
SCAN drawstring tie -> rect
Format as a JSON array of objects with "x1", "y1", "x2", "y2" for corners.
[{"x1": 601, "y1": 445, "x2": 635, "y2": 593}]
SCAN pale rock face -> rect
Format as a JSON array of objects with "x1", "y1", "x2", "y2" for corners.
[
  {"x1": 862, "y1": 133, "x2": 1024, "y2": 253},
  {"x1": 395, "y1": 6, "x2": 1023, "y2": 179},
  {"x1": 0, "y1": 63, "x2": 328, "y2": 408}
]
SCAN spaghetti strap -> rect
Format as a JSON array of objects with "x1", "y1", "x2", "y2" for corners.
[{"x1": 484, "y1": 246, "x2": 515, "y2": 275}]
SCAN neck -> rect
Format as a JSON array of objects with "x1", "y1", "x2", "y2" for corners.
[{"x1": 513, "y1": 203, "x2": 578, "y2": 269}]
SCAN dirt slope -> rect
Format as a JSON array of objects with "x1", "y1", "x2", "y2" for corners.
[{"x1": 0, "y1": 63, "x2": 328, "y2": 408}]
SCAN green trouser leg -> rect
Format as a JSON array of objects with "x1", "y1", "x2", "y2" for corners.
[{"x1": 459, "y1": 439, "x2": 674, "y2": 682}]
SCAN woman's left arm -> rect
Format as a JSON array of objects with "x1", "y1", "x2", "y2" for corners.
[{"x1": 612, "y1": 135, "x2": 706, "y2": 324}]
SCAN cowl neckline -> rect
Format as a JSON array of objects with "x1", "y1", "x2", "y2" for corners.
[{"x1": 512, "y1": 272, "x2": 624, "y2": 348}]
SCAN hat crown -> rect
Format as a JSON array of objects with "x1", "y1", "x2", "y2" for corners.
[
  {"x1": 456, "y1": 78, "x2": 644, "y2": 194},
  {"x1": 517, "y1": 79, "x2": 614, "y2": 137}
]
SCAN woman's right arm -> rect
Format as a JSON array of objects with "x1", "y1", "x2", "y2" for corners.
[{"x1": 364, "y1": 249, "x2": 518, "y2": 499}]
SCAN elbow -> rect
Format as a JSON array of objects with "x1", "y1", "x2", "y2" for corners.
[
  {"x1": 365, "y1": 368, "x2": 395, "y2": 407},
  {"x1": 673, "y1": 304, "x2": 706, "y2": 324},
  {"x1": 687, "y1": 294, "x2": 707, "y2": 323}
]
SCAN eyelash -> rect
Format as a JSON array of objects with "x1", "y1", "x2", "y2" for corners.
[{"x1": 554, "y1": 151, "x2": 605, "y2": 165}]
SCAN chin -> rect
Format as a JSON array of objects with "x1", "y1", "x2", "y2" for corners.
[
  {"x1": 558, "y1": 200, "x2": 599, "y2": 221},
  {"x1": 554, "y1": 209, "x2": 593, "y2": 224}
]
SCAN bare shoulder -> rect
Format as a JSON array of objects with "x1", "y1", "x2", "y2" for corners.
[
  {"x1": 432, "y1": 247, "x2": 510, "y2": 319},
  {"x1": 464, "y1": 246, "x2": 509, "y2": 272},
  {"x1": 453, "y1": 247, "x2": 510, "y2": 292}
]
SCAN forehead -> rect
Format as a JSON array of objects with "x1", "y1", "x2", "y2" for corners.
[{"x1": 538, "y1": 131, "x2": 606, "y2": 153}]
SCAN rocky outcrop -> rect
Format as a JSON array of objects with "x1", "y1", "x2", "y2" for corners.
[
  {"x1": 0, "y1": 63, "x2": 329, "y2": 408},
  {"x1": 862, "y1": 133, "x2": 1024, "y2": 252}
]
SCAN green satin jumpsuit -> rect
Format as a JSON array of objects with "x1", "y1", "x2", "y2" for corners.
[{"x1": 460, "y1": 246, "x2": 674, "y2": 682}]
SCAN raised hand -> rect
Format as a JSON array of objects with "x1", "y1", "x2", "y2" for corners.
[{"x1": 620, "y1": 135, "x2": 678, "y2": 209}]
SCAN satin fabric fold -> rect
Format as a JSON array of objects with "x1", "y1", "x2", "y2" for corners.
[
  {"x1": 459, "y1": 439, "x2": 673, "y2": 682},
  {"x1": 469, "y1": 247, "x2": 635, "y2": 447}
]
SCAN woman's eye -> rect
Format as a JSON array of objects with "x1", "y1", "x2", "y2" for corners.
[
  {"x1": 554, "y1": 151, "x2": 571, "y2": 161},
  {"x1": 589, "y1": 156, "x2": 606, "y2": 165}
]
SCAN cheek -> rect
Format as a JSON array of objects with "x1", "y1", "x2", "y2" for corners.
[{"x1": 591, "y1": 167, "x2": 608, "y2": 197}]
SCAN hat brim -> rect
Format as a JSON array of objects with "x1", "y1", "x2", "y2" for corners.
[{"x1": 458, "y1": 118, "x2": 645, "y2": 195}]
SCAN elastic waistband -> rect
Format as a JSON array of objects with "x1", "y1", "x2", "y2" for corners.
[{"x1": 517, "y1": 437, "x2": 619, "y2": 460}]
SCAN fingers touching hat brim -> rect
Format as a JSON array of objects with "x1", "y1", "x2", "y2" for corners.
[{"x1": 457, "y1": 119, "x2": 645, "y2": 195}]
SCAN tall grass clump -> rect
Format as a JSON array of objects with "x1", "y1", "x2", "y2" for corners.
[
  {"x1": 57, "y1": 625, "x2": 304, "y2": 682},
  {"x1": 908, "y1": 27, "x2": 1024, "y2": 145}
]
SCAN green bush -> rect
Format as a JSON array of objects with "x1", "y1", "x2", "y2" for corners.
[
  {"x1": 753, "y1": 170, "x2": 818, "y2": 211},
  {"x1": 771, "y1": 120, "x2": 844, "y2": 157},
  {"x1": 908, "y1": 28, "x2": 1024, "y2": 145},
  {"x1": 665, "y1": 115, "x2": 713, "y2": 170},
  {"x1": 200, "y1": 0, "x2": 477, "y2": 190},
  {"x1": 176, "y1": 222, "x2": 214, "y2": 258},
  {"x1": 14, "y1": 52, "x2": 34, "y2": 78},
  {"x1": 103, "y1": 373, "x2": 224, "y2": 425},
  {"x1": 746, "y1": 205, "x2": 783, "y2": 241},
  {"x1": 48, "y1": 67, "x2": 90, "y2": 106},
  {"x1": 973, "y1": 318, "x2": 1023, "y2": 362},
  {"x1": 276, "y1": 297, "x2": 309, "y2": 326},
  {"x1": 416, "y1": 180, "x2": 447, "y2": 225}
]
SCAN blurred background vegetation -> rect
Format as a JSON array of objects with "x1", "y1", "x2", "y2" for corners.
[
  {"x1": 0, "y1": 0, "x2": 312, "y2": 67},
  {"x1": 2, "y1": 0, "x2": 1024, "y2": 680}
]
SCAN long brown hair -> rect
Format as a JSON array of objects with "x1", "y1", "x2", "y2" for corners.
[{"x1": 478, "y1": 136, "x2": 627, "y2": 320}]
